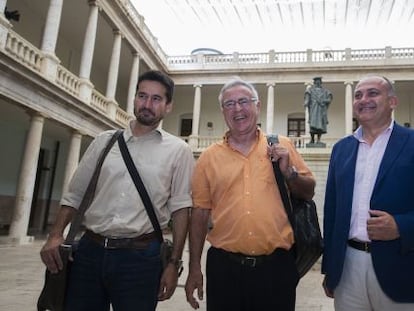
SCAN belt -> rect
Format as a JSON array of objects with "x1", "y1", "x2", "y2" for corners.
[
  {"x1": 84, "y1": 230, "x2": 157, "y2": 249},
  {"x1": 348, "y1": 239, "x2": 371, "y2": 253},
  {"x1": 224, "y1": 250, "x2": 276, "y2": 268}
]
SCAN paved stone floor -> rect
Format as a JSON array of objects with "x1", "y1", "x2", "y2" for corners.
[{"x1": 0, "y1": 237, "x2": 334, "y2": 311}]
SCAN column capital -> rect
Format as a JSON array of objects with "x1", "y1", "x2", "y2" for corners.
[
  {"x1": 266, "y1": 82, "x2": 275, "y2": 87},
  {"x1": 24, "y1": 109, "x2": 49, "y2": 120},
  {"x1": 68, "y1": 128, "x2": 85, "y2": 136},
  {"x1": 193, "y1": 84, "x2": 202, "y2": 88},
  {"x1": 344, "y1": 80, "x2": 354, "y2": 86},
  {"x1": 88, "y1": 0, "x2": 99, "y2": 7},
  {"x1": 113, "y1": 29, "x2": 122, "y2": 36}
]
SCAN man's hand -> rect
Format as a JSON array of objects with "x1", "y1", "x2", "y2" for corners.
[
  {"x1": 322, "y1": 276, "x2": 334, "y2": 298},
  {"x1": 267, "y1": 143, "x2": 290, "y2": 173},
  {"x1": 39, "y1": 234, "x2": 65, "y2": 273},
  {"x1": 367, "y1": 210, "x2": 400, "y2": 241},
  {"x1": 185, "y1": 268, "x2": 204, "y2": 309},
  {"x1": 158, "y1": 264, "x2": 179, "y2": 301}
]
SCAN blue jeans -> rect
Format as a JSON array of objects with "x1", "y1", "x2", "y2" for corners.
[{"x1": 65, "y1": 234, "x2": 162, "y2": 311}]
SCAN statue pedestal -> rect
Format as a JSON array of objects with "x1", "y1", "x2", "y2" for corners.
[{"x1": 306, "y1": 142, "x2": 326, "y2": 148}]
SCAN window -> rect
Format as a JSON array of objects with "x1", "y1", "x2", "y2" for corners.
[
  {"x1": 288, "y1": 118, "x2": 305, "y2": 137},
  {"x1": 180, "y1": 118, "x2": 192, "y2": 137}
]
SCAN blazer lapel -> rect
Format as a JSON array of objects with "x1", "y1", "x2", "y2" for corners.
[{"x1": 374, "y1": 124, "x2": 408, "y2": 189}]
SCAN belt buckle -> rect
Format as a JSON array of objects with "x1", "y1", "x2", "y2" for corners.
[
  {"x1": 364, "y1": 242, "x2": 369, "y2": 252},
  {"x1": 242, "y1": 256, "x2": 257, "y2": 268},
  {"x1": 104, "y1": 237, "x2": 109, "y2": 248}
]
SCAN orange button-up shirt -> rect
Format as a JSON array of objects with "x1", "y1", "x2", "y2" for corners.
[{"x1": 191, "y1": 129, "x2": 314, "y2": 255}]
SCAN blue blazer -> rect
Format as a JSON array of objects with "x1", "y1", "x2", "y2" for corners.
[{"x1": 322, "y1": 123, "x2": 414, "y2": 302}]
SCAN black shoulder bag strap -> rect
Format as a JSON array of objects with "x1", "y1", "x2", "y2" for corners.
[
  {"x1": 64, "y1": 129, "x2": 123, "y2": 245},
  {"x1": 117, "y1": 132, "x2": 164, "y2": 243},
  {"x1": 266, "y1": 134, "x2": 295, "y2": 228}
]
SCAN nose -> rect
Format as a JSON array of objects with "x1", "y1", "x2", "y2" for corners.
[{"x1": 142, "y1": 98, "x2": 151, "y2": 106}]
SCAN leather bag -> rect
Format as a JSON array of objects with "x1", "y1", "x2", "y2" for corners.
[
  {"x1": 37, "y1": 130, "x2": 122, "y2": 311},
  {"x1": 37, "y1": 245, "x2": 73, "y2": 311},
  {"x1": 267, "y1": 134, "x2": 323, "y2": 278},
  {"x1": 289, "y1": 197, "x2": 323, "y2": 278}
]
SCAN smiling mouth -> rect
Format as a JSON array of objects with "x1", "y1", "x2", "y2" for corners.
[{"x1": 358, "y1": 106, "x2": 375, "y2": 112}]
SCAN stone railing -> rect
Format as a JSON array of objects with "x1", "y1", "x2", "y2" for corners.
[
  {"x1": 90, "y1": 89, "x2": 109, "y2": 113},
  {"x1": 184, "y1": 135, "x2": 339, "y2": 152},
  {"x1": 56, "y1": 66, "x2": 80, "y2": 97},
  {"x1": 167, "y1": 47, "x2": 414, "y2": 70},
  {"x1": 2, "y1": 29, "x2": 129, "y2": 128},
  {"x1": 119, "y1": 0, "x2": 168, "y2": 64},
  {"x1": 116, "y1": 108, "x2": 132, "y2": 125},
  {"x1": 4, "y1": 31, "x2": 42, "y2": 71}
]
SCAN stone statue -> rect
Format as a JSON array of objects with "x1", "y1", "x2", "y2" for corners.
[{"x1": 304, "y1": 77, "x2": 333, "y2": 145}]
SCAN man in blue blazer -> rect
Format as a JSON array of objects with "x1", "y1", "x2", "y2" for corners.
[{"x1": 322, "y1": 75, "x2": 414, "y2": 310}]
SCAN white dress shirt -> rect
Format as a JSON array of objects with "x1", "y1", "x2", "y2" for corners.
[{"x1": 348, "y1": 121, "x2": 393, "y2": 242}]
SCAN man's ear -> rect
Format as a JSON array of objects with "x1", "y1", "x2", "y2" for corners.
[
  {"x1": 165, "y1": 101, "x2": 173, "y2": 114},
  {"x1": 389, "y1": 96, "x2": 398, "y2": 110}
]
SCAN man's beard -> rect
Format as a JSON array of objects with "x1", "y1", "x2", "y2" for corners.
[{"x1": 135, "y1": 108, "x2": 163, "y2": 126}]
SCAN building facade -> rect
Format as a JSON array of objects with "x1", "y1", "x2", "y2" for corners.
[{"x1": 1, "y1": 0, "x2": 413, "y2": 243}]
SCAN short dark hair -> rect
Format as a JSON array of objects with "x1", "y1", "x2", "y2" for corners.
[{"x1": 137, "y1": 70, "x2": 174, "y2": 103}]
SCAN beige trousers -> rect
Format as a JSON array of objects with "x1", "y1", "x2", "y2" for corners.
[{"x1": 334, "y1": 246, "x2": 414, "y2": 311}]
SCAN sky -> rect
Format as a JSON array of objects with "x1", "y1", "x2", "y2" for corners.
[{"x1": 131, "y1": 0, "x2": 414, "y2": 56}]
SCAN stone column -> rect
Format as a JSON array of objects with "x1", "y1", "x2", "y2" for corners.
[
  {"x1": 62, "y1": 131, "x2": 82, "y2": 195},
  {"x1": 344, "y1": 81, "x2": 353, "y2": 135},
  {"x1": 104, "y1": 29, "x2": 122, "y2": 120},
  {"x1": 79, "y1": 0, "x2": 99, "y2": 103},
  {"x1": 0, "y1": 1, "x2": 7, "y2": 16},
  {"x1": 126, "y1": 52, "x2": 140, "y2": 116},
  {"x1": 189, "y1": 84, "x2": 202, "y2": 149},
  {"x1": 304, "y1": 82, "x2": 312, "y2": 136},
  {"x1": 8, "y1": 113, "x2": 45, "y2": 244},
  {"x1": 106, "y1": 29, "x2": 122, "y2": 100},
  {"x1": 40, "y1": 0, "x2": 63, "y2": 80},
  {"x1": 61, "y1": 130, "x2": 82, "y2": 237},
  {"x1": 0, "y1": 0, "x2": 11, "y2": 50},
  {"x1": 266, "y1": 83, "x2": 275, "y2": 133},
  {"x1": 390, "y1": 79, "x2": 396, "y2": 120}
]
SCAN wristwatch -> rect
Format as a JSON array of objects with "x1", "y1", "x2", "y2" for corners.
[
  {"x1": 286, "y1": 166, "x2": 298, "y2": 181},
  {"x1": 168, "y1": 257, "x2": 183, "y2": 271}
]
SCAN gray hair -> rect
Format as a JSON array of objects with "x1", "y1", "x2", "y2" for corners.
[{"x1": 218, "y1": 78, "x2": 259, "y2": 105}]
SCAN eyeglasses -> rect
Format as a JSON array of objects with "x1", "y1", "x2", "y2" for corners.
[{"x1": 222, "y1": 97, "x2": 257, "y2": 110}]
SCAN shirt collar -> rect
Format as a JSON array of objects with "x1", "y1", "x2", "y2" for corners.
[
  {"x1": 353, "y1": 120, "x2": 394, "y2": 142},
  {"x1": 125, "y1": 121, "x2": 163, "y2": 141},
  {"x1": 223, "y1": 127, "x2": 261, "y2": 145}
]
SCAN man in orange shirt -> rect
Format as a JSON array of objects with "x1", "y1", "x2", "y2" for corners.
[{"x1": 185, "y1": 78, "x2": 316, "y2": 311}]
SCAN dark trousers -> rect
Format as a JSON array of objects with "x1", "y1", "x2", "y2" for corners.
[
  {"x1": 65, "y1": 234, "x2": 162, "y2": 311},
  {"x1": 206, "y1": 247, "x2": 299, "y2": 311}
]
